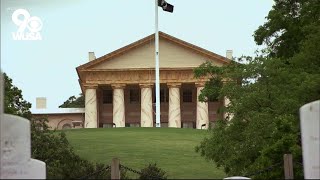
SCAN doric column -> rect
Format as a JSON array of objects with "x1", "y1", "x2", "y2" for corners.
[
  {"x1": 112, "y1": 84, "x2": 126, "y2": 128},
  {"x1": 168, "y1": 83, "x2": 181, "y2": 128},
  {"x1": 140, "y1": 83, "x2": 153, "y2": 127},
  {"x1": 84, "y1": 84, "x2": 98, "y2": 128},
  {"x1": 222, "y1": 79, "x2": 233, "y2": 120},
  {"x1": 224, "y1": 97, "x2": 233, "y2": 120},
  {"x1": 196, "y1": 82, "x2": 209, "y2": 129}
]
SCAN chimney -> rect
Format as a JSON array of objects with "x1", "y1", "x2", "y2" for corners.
[
  {"x1": 36, "y1": 97, "x2": 47, "y2": 109},
  {"x1": 89, "y1": 52, "x2": 96, "y2": 61},
  {"x1": 226, "y1": 50, "x2": 233, "y2": 60}
]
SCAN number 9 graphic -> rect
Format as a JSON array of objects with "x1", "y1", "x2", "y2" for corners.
[{"x1": 12, "y1": 9, "x2": 43, "y2": 33}]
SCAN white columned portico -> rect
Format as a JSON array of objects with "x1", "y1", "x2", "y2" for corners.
[
  {"x1": 168, "y1": 83, "x2": 181, "y2": 128},
  {"x1": 196, "y1": 83, "x2": 209, "y2": 129},
  {"x1": 140, "y1": 84, "x2": 154, "y2": 127},
  {"x1": 84, "y1": 85, "x2": 98, "y2": 128},
  {"x1": 112, "y1": 84, "x2": 126, "y2": 128}
]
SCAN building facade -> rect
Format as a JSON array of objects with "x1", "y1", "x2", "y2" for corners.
[
  {"x1": 32, "y1": 108, "x2": 84, "y2": 130},
  {"x1": 77, "y1": 32, "x2": 231, "y2": 129}
]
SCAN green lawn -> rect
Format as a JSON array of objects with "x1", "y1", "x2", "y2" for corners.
[{"x1": 63, "y1": 128, "x2": 225, "y2": 179}]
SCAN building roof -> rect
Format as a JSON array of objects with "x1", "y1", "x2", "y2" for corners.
[
  {"x1": 32, "y1": 108, "x2": 85, "y2": 115},
  {"x1": 76, "y1": 31, "x2": 231, "y2": 71}
]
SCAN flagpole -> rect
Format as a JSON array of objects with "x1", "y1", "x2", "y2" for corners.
[{"x1": 155, "y1": 0, "x2": 161, "y2": 128}]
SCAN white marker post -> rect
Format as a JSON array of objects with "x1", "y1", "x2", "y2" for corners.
[{"x1": 300, "y1": 100, "x2": 320, "y2": 179}]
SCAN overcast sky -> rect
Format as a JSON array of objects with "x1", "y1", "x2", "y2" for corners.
[{"x1": 1, "y1": 0, "x2": 274, "y2": 112}]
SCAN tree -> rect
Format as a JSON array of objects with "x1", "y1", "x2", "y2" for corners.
[
  {"x1": 59, "y1": 93, "x2": 84, "y2": 108},
  {"x1": 31, "y1": 117, "x2": 110, "y2": 179},
  {"x1": 194, "y1": 0, "x2": 320, "y2": 179},
  {"x1": 3, "y1": 73, "x2": 32, "y2": 119},
  {"x1": 3, "y1": 72, "x2": 108, "y2": 179},
  {"x1": 254, "y1": 0, "x2": 320, "y2": 59}
]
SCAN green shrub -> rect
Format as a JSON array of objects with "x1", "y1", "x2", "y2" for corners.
[
  {"x1": 139, "y1": 163, "x2": 167, "y2": 180},
  {"x1": 31, "y1": 117, "x2": 111, "y2": 179}
]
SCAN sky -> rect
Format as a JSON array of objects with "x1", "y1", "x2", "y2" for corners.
[{"x1": 1, "y1": 0, "x2": 274, "y2": 112}]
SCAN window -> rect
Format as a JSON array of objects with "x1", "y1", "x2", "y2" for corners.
[
  {"x1": 154, "y1": 88, "x2": 169, "y2": 103},
  {"x1": 103, "y1": 90, "x2": 113, "y2": 104},
  {"x1": 160, "y1": 89, "x2": 169, "y2": 102},
  {"x1": 166, "y1": 89, "x2": 169, "y2": 102},
  {"x1": 183, "y1": 89, "x2": 193, "y2": 102},
  {"x1": 130, "y1": 89, "x2": 140, "y2": 103},
  {"x1": 160, "y1": 89, "x2": 165, "y2": 102}
]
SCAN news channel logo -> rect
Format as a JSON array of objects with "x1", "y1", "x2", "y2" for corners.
[{"x1": 11, "y1": 9, "x2": 43, "y2": 41}]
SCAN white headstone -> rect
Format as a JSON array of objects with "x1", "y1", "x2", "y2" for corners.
[
  {"x1": 0, "y1": 114, "x2": 46, "y2": 179},
  {"x1": 224, "y1": 176, "x2": 251, "y2": 179},
  {"x1": 0, "y1": 72, "x2": 3, "y2": 115},
  {"x1": 300, "y1": 100, "x2": 320, "y2": 179}
]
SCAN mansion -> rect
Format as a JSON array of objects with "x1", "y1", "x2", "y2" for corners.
[{"x1": 33, "y1": 32, "x2": 232, "y2": 130}]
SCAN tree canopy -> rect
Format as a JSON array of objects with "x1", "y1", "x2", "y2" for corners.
[
  {"x1": 195, "y1": 0, "x2": 320, "y2": 179},
  {"x1": 254, "y1": 0, "x2": 320, "y2": 59},
  {"x1": 59, "y1": 93, "x2": 84, "y2": 108},
  {"x1": 3, "y1": 73, "x2": 32, "y2": 119}
]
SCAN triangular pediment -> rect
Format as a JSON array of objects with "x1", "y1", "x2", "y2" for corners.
[{"x1": 77, "y1": 32, "x2": 230, "y2": 71}]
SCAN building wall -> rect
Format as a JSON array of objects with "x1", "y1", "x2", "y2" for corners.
[
  {"x1": 125, "y1": 84, "x2": 141, "y2": 125},
  {"x1": 98, "y1": 86, "x2": 113, "y2": 127},
  {"x1": 92, "y1": 38, "x2": 223, "y2": 70},
  {"x1": 208, "y1": 101, "x2": 223, "y2": 128},
  {"x1": 180, "y1": 83, "x2": 197, "y2": 128},
  {"x1": 33, "y1": 87, "x2": 222, "y2": 129},
  {"x1": 33, "y1": 113, "x2": 84, "y2": 130}
]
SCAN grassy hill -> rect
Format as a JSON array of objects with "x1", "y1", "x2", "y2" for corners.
[{"x1": 63, "y1": 128, "x2": 225, "y2": 179}]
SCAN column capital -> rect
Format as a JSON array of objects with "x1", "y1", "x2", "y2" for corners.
[
  {"x1": 111, "y1": 83, "x2": 126, "y2": 89},
  {"x1": 139, "y1": 83, "x2": 153, "y2": 88},
  {"x1": 167, "y1": 82, "x2": 181, "y2": 88},
  {"x1": 83, "y1": 84, "x2": 98, "y2": 89},
  {"x1": 195, "y1": 82, "x2": 206, "y2": 87}
]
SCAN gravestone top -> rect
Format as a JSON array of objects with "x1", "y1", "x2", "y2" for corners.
[
  {"x1": 1, "y1": 114, "x2": 31, "y2": 166},
  {"x1": 0, "y1": 72, "x2": 46, "y2": 179},
  {"x1": 0, "y1": 114, "x2": 47, "y2": 179},
  {"x1": 300, "y1": 100, "x2": 320, "y2": 179},
  {"x1": 224, "y1": 176, "x2": 251, "y2": 179}
]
